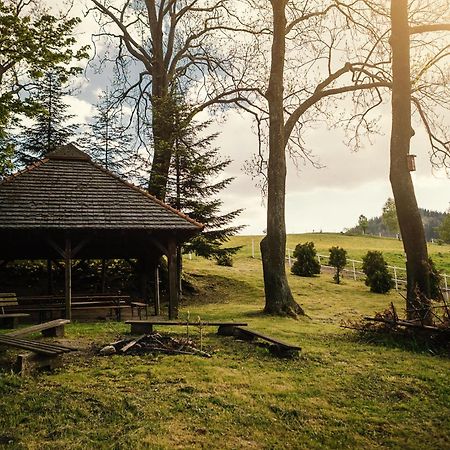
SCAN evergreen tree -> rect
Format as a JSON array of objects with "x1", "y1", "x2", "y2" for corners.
[
  {"x1": 15, "y1": 70, "x2": 78, "y2": 165},
  {"x1": 82, "y1": 90, "x2": 136, "y2": 176},
  {"x1": 291, "y1": 242, "x2": 321, "y2": 277},
  {"x1": 165, "y1": 101, "x2": 243, "y2": 262},
  {"x1": 329, "y1": 246, "x2": 347, "y2": 284}
]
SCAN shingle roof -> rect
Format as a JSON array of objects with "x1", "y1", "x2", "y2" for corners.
[{"x1": 0, "y1": 144, "x2": 203, "y2": 231}]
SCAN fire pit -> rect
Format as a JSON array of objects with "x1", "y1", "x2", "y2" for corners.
[{"x1": 99, "y1": 333, "x2": 212, "y2": 358}]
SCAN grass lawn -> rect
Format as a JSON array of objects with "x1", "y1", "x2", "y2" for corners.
[{"x1": 0, "y1": 234, "x2": 449, "y2": 449}]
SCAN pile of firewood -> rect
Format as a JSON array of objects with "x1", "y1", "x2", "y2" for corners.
[
  {"x1": 99, "y1": 333, "x2": 212, "y2": 358},
  {"x1": 342, "y1": 300, "x2": 450, "y2": 351}
]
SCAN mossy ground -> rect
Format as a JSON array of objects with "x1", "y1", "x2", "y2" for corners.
[{"x1": 0, "y1": 234, "x2": 449, "y2": 449}]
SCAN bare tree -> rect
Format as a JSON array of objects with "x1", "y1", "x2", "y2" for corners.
[
  {"x1": 389, "y1": 0, "x2": 450, "y2": 323},
  {"x1": 243, "y1": 0, "x2": 449, "y2": 317},
  {"x1": 244, "y1": 1, "x2": 391, "y2": 316},
  {"x1": 89, "y1": 0, "x2": 253, "y2": 200}
]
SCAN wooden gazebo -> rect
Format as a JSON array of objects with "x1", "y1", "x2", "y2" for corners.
[{"x1": 0, "y1": 144, "x2": 203, "y2": 319}]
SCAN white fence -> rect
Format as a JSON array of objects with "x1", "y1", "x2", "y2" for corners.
[{"x1": 285, "y1": 247, "x2": 449, "y2": 299}]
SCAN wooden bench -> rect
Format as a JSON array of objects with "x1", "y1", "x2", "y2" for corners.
[
  {"x1": 10, "y1": 299, "x2": 130, "y2": 321},
  {"x1": 125, "y1": 320, "x2": 248, "y2": 335},
  {"x1": 0, "y1": 335, "x2": 76, "y2": 375},
  {"x1": 6, "y1": 319, "x2": 70, "y2": 338},
  {"x1": 231, "y1": 326, "x2": 301, "y2": 357},
  {"x1": 130, "y1": 302, "x2": 149, "y2": 319},
  {"x1": 0, "y1": 293, "x2": 30, "y2": 328}
]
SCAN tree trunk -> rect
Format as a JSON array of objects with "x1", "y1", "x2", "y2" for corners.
[
  {"x1": 147, "y1": 13, "x2": 172, "y2": 201},
  {"x1": 261, "y1": 1, "x2": 304, "y2": 317},
  {"x1": 148, "y1": 95, "x2": 175, "y2": 200},
  {"x1": 390, "y1": 0, "x2": 431, "y2": 323}
]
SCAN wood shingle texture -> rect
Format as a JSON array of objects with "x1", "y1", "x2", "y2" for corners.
[{"x1": 0, "y1": 144, "x2": 203, "y2": 232}]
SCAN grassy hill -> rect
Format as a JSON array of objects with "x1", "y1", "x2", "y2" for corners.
[
  {"x1": 0, "y1": 234, "x2": 449, "y2": 449},
  {"x1": 227, "y1": 233, "x2": 450, "y2": 273}
]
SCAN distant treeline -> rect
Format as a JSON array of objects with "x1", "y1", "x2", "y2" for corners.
[{"x1": 346, "y1": 209, "x2": 447, "y2": 241}]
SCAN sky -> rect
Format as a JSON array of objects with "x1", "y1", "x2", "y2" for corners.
[{"x1": 63, "y1": 1, "x2": 449, "y2": 236}]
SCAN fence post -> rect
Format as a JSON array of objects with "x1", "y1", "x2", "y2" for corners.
[
  {"x1": 393, "y1": 267, "x2": 398, "y2": 290},
  {"x1": 352, "y1": 261, "x2": 356, "y2": 280},
  {"x1": 251, "y1": 239, "x2": 255, "y2": 258},
  {"x1": 318, "y1": 254, "x2": 321, "y2": 266},
  {"x1": 288, "y1": 249, "x2": 292, "y2": 267},
  {"x1": 444, "y1": 274, "x2": 449, "y2": 301},
  {"x1": 188, "y1": 252, "x2": 192, "y2": 260}
]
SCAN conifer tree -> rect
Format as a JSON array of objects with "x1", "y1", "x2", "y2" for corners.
[
  {"x1": 165, "y1": 100, "x2": 243, "y2": 262},
  {"x1": 15, "y1": 70, "x2": 78, "y2": 165},
  {"x1": 83, "y1": 90, "x2": 136, "y2": 176}
]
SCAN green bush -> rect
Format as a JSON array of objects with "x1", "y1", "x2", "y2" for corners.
[
  {"x1": 428, "y1": 258, "x2": 443, "y2": 300},
  {"x1": 216, "y1": 253, "x2": 233, "y2": 267},
  {"x1": 291, "y1": 242, "x2": 321, "y2": 277},
  {"x1": 329, "y1": 246, "x2": 347, "y2": 284},
  {"x1": 362, "y1": 251, "x2": 393, "y2": 294}
]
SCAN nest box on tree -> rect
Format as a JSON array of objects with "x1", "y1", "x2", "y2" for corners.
[{"x1": 407, "y1": 154, "x2": 416, "y2": 171}]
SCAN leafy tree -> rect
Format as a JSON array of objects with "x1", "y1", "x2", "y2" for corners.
[
  {"x1": 291, "y1": 242, "x2": 321, "y2": 277},
  {"x1": 358, "y1": 215, "x2": 368, "y2": 235},
  {"x1": 0, "y1": 136, "x2": 13, "y2": 178},
  {"x1": 438, "y1": 214, "x2": 450, "y2": 243},
  {"x1": 83, "y1": 90, "x2": 136, "y2": 176},
  {"x1": 329, "y1": 246, "x2": 347, "y2": 284},
  {"x1": 0, "y1": 0, "x2": 87, "y2": 134},
  {"x1": 14, "y1": 71, "x2": 79, "y2": 165},
  {"x1": 362, "y1": 251, "x2": 393, "y2": 294},
  {"x1": 428, "y1": 258, "x2": 443, "y2": 301},
  {"x1": 382, "y1": 198, "x2": 400, "y2": 236}
]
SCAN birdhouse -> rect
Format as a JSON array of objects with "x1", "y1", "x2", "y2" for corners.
[{"x1": 407, "y1": 154, "x2": 416, "y2": 171}]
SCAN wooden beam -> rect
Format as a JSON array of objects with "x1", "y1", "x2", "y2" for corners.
[
  {"x1": 154, "y1": 264, "x2": 160, "y2": 316},
  {"x1": 148, "y1": 235, "x2": 168, "y2": 255},
  {"x1": 101, "y1": 259, "x2": 107, "y2": 293},
  {"x1": 72, "y1": 238, "x2": 90, "y2": 258},
  {"x1": 47, "y1": 237, "x2": 65, "y2": 258},
  {"x1": 47, "y1": 259, "x2": 53, "y2": 295},
  {"x1": 167, "y1": 239, "x2": 179, "y2": 320},
  {"x1": 64, "y1": 237, "x2": 72, "y2": 320}
]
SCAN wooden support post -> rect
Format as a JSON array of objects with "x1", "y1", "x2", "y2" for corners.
[
  {"x1": 65, "y1": 237, "x2": 72, "y2": 320},
  {"x1": 101, "y1": 259, "x2": 107, "y2": 293},
  {"x1": 167, "y1": 239, "x2": 179, "y2": 320},
  {"x1": 14, "y1": 353, "x2": 62, "y2": 376},
  {"x1": 154, "y1": 264, "x2": 161, "y2": 316},
  {"x1": 47, "y1": 259, "x2": 53, "y2": 294}
]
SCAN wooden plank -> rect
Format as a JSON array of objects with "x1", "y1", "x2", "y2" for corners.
[
  {"x1": 0, "y1": 337, "x2": 59, "y2": 356},
  {"x1": 14, "y1": 352, "x2": 62, "y2": 376},
  {"x1": 6, "y1": 319, "x2": 70, "y2": 337},
  {"x1": 126, "y1": 320, "x2": 248, "y2": 326},
  {"x1": 167, "y1": 238, "x2": 179, "y2": 320},
  {"x1": 233, "y1": 327, "x2": 301, "y2": 350},
  {"x1": 0, "y1": 313, "x2": 30, "y2": 318},
  {"x1": 120, "y1": 335, "x2": 146, "y2": 353},
  {"x1": 65, "y1": 237, "x2": 72, "y2": 320},
  {"x1": 154, "y1": 265, "x2": 161, "y2": 316},
  {"x1": 0, "y1": 336, "x2": 75, "y2": 354}
]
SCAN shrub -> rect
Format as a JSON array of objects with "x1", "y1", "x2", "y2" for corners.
[
  {"x1": 362, "y1": 251, "x2": 393, "y2": 294},
  {"x1": 291, "y1": 242, "x2": 321, "y2": 277},
  {"x1": 428, "y1": 258, "x2": 443, "y2": 300},
  {"x1": 216, "y1": 253, "x2": 233, "y2": 267},
  {"x1": 329, "y1": 246, "x2": 347, "y2": 284}
]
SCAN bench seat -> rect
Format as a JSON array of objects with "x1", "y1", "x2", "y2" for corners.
[
  {"x1": 7, "y1": 319, "x2": 70, "y2": 338},
  {"x1": 125, "y1": 320, "x2": 248, "y2": 334},
  {"x1": 0, "y1": 293, "x2": 30, "y2": 328},
  {"x1": 0, "y1": 334, "x2": 76, "y2": 375},
  {"x1": 231, "y1": 326, "x2": 301, "y2": 357}
]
